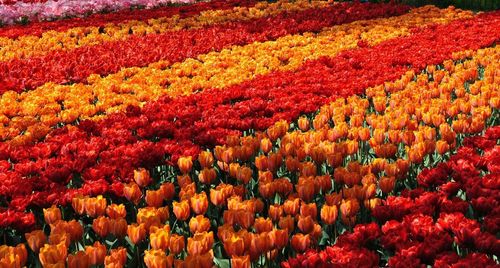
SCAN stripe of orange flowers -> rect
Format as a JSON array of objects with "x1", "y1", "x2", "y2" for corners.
[
  {"x1": 0, "y1": 0, "x2": 330, "y2": 62},
  {"x1": 0, "y1": 6, "x2": 472, "y2": 146}
]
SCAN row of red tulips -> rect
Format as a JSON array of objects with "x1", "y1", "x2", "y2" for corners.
[
  {"x1": 0, "y1": 11, "x2": 498, "y2": 227},
  {"x1": 0, "y1": 0, "x2": 257, "y2": 38},
  {"x1": 282, "y1": 126, "x2": 500, "y2": 267},
  {"x1": 0, "y1": 2, "x2": 408, "y2": 92}
]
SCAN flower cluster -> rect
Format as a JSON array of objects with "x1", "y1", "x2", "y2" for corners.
[
  {"x1": 284, "y1": 126, "x2": 500, "y2": 267},
  {"x1": 0, "y1": 5, "x2": 471, "y2": 145},
  {"x1": 0, "y1": 9, "x2": 498, "y2": 220},
  {"x1": 0, "y1": 0, "x2": 201, "y2": 25},
  {"x1": 0, "y1": 1, "x2": 499, "y2": 267},
  {"x1": 0, "y1": 0, "x2": 254, "y2": 38},
  {"x1": 0, "y1": 1, "x2": 409, "y2": 93},
  {"x1": 0, "y1": 0, "x2": 331, "y2": 62}
]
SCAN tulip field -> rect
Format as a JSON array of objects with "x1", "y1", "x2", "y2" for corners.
[{"x1": 0, "y1": 0, "x2": 499, "y2": 267}]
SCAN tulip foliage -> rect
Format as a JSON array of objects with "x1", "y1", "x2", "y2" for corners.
[{"x1": 0, "y1": 1, "x2": 499, "y2": 268}]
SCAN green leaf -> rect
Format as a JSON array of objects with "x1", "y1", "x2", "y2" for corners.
[{"x1": 214, "y1": 257, "x2": 230, "y2": 268}]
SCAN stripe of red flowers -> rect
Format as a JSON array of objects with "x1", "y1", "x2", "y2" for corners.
[
  {"x1": 0, "y1": 0, "x2": 258, "y2": 39},
  {"x1": 3, "y1": 11, "x2": 500, "y2": 219},
  {"x1": 0, "y1": 2, "x2": 410, "y2": 93}
]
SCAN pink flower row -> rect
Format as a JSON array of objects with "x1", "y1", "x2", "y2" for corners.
[{"x1": 0, "y1": 0, "x2": 201, "y2": 25}]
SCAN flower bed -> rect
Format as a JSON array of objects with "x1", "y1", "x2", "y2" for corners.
[{"x1": 0, "y1": 1, "x2": 498, "y2": 267}]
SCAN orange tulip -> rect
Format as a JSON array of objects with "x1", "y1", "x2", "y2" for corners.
[
  {"x1": 379, "y1": 176, "x2": 396, "y2": 194},
  {"x1": 291, "y1": 234, "x2": 310, "y2": 253},
  {"x1": 340, "y1": 199, "x2": 360, "y2": 218},
  {"x1": 144, "y1": 249, "x2": 173, "y2": 268},
  {"x1": 106, "y1": 204, "x2": 126, "y2": 219},
  {"x1": 177, "y1": 174, "x2": 192, "y2": 189},
  {"x1": 283, "y1": 197, "x2": 300, "y2": 216},
  {"x1": 300, "y1": 203, "x2": 317, "y2": 219},
  {"x1": 169, "y1": 234, "x2": 185, "y2": 255},
  {"x1": 198, "y1": 168, "x2": 217, "y2": 185},
  {"x1": 67, "y1": 251, "x2": 90, "y2": 268},
  {"x1": 72, "y1": 195, "x2": 86, "y2": 215},
  {"x1": 85, "y1": 241, "x2": 106, "y2": 266},
  {"x1": 189, "y1": 215, "x2": 211, "y2": 234},
  {"x1": 236, "y1": 166, "x2": 253, "y2": 185},
  {"x1": 436, "y1": 140, "x2": 450, "y2": 155},
  {"x1": 325, "y1": 192, "x2": 342, "y2": 206},
  {"x1": 109, "y1": 218, "x2": 127, "y2": 238},
  {"x1": 278, "y1": 215, "x2": 295, "y2": 232},
  {"x1": 260, "y1": 138, "x2": 273, "y2": 153},
  {"x1": 364, "y1": 198, "x2": 382, "y2": 211},
  {"x1": 320, "y1": 204, "x2": 338, "y2": 225},
  {"x1": 146, "y1": 189, "x2": 164, "y2": 208},
  {"x1": 253, "y1": 217, "x2": 273, "y2": 233},
  {"x1": 173, "y1": 200, "x2": 190, "y2": 221},
  {"x1": 104, "y1": 247, "x2": 127, "y2": 268},
  {"x1": 297, "y1": 116, "x2": 310, "y2": 132},
  {"x1": 296, "y1": 179, "x2": 315, "y2": 202},
  {"x1": 84, "y1": 195, "x2": 107, "y2": 218},
  {"x1": 147, "y1": 225, "x2": 170, "y2": 250},
  {"x1": 223, "y1": 235, "x2": 245, "y2": 257},
  {"x1": 39, "y1": 243, "x2": 68, "y2": 267},
  {"x1": 187, "y1": 231, "x2": 214, "y2": 256},
  {"x1": 231, "y1": 255, "x2": 251, "y2": 268},
  {"x1": 183, "y1": 251, "x2": 214, "y2": 268},
  {"x1": 49, "y1": 232, "x2": 71, "y2": 248},
  {"x1": 127, "y1": 223, "x2": 147, "y2": 245},
  {"x1": 92, "y1": 216, "x2": 110, "y2": 238},
  {"x1": 198, "y1": 151, "x2": 214, "y2": 168},
  {"x1": 249, "y1": 233, "x2": 270, "y2": 260},
  {"x1": 190, "y1": 192, "x2": 209, "y2": 215},
  {"x1": 237, "y1": 210, "x2": 255, "y2": 229},
  {"x1": 178, "y1": 156, "x2": 193, "y2": 174},
  {"x1": 134, "y1": 168, "x2": 152, "y2": 187},
  {"x1": 43, "y1": 206, "x2": 62, "y2": 225},
  {"x1": 297, "y1": 215, "x2": 315, "y2": 234},
  {"x1": 123, "y1": 182, "x2": 142, "y2": 205},
  {"x1": 25, "y1": 230, "x2": 46, "y2": 253},
  {"x1": 268, "y1": 205, "x2": 283, "y2": 222},
  {"x1": 271, "y1": 229, "x2": 288, "y2": 249}
]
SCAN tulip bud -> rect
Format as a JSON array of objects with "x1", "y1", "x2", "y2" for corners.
[
  {"x1": 25, "y1": 230, "x2": 46, "y2": 253},
  {"x1": 127, "y1": 223, "x2": 147, "y2": 245},
  {"x1": 291, "y1": 234, "x2": 310, "y2": 253},
  {"x1": 198, "y1": 151, "x2": 214, "y2": 168},
  {"x1": 320, "y1": 204, "x2": 338, "y2": 225},
  {"x1": 92, "y1": 216, "x2": 110, "y2": 238},
  {"x1": 198, "y1": 168, "x2": 217, "y2": 185},
  {"x1": 144, "y1": 249, "x2": 174, "y2": 268},
  {"x1": 379, "y1": 176, "x2": 396, "y2": 194},
  {"x1": 149, "y1": 227, "x2": 170, "y2": 251},
  {"x1": 173, "y1": 200, "x2": 190, "y2": 221},
  {"x1": 43, "y1": 206, "x2": 62, "y2": 225},
  {"x1": 178, "y1": 156, "x2": 193, "y2": 174},
  {"x1": 169, "y1": 234, "x2": 185, "y2": 255},
  {"x1": 146, "y1": 189, "x2": 164, "y2": 208},
  {"x1": 231, "y1": 255, "x2": 251, "y2": 268},
  {"x1": 223, "y1": 235, "x2": 245, "y2": 257},
  {"x1": 104, "y1": 247, "x2": 127, "y2": 267},
  {"x1": 123, "y1": 183, "x2": 142, "y2": 205},
  {"x1": 189, "y1": 215, "x2": 211, "y2": 234},
  {"x1": 297, "y1": 116, "x2": 310, "y2": 132},
  {"x1": 106, "y1": 204, "x2": 126, "y2": 219},
  {"x1": 67, "y1": 251, "x2": 90, "y2": 268},
  {"x1": 134, "y1": 168, "x2": 152, "y2": 187},
  {"x1": 39, "y1": 243, "x2": 67, "y2": 267},
  {"x1": 190, "y1": 192, "x2": 209, "y2": 215},
  {"x1": 85, "y1": 242, "x2": 106, "y2": 266}
]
